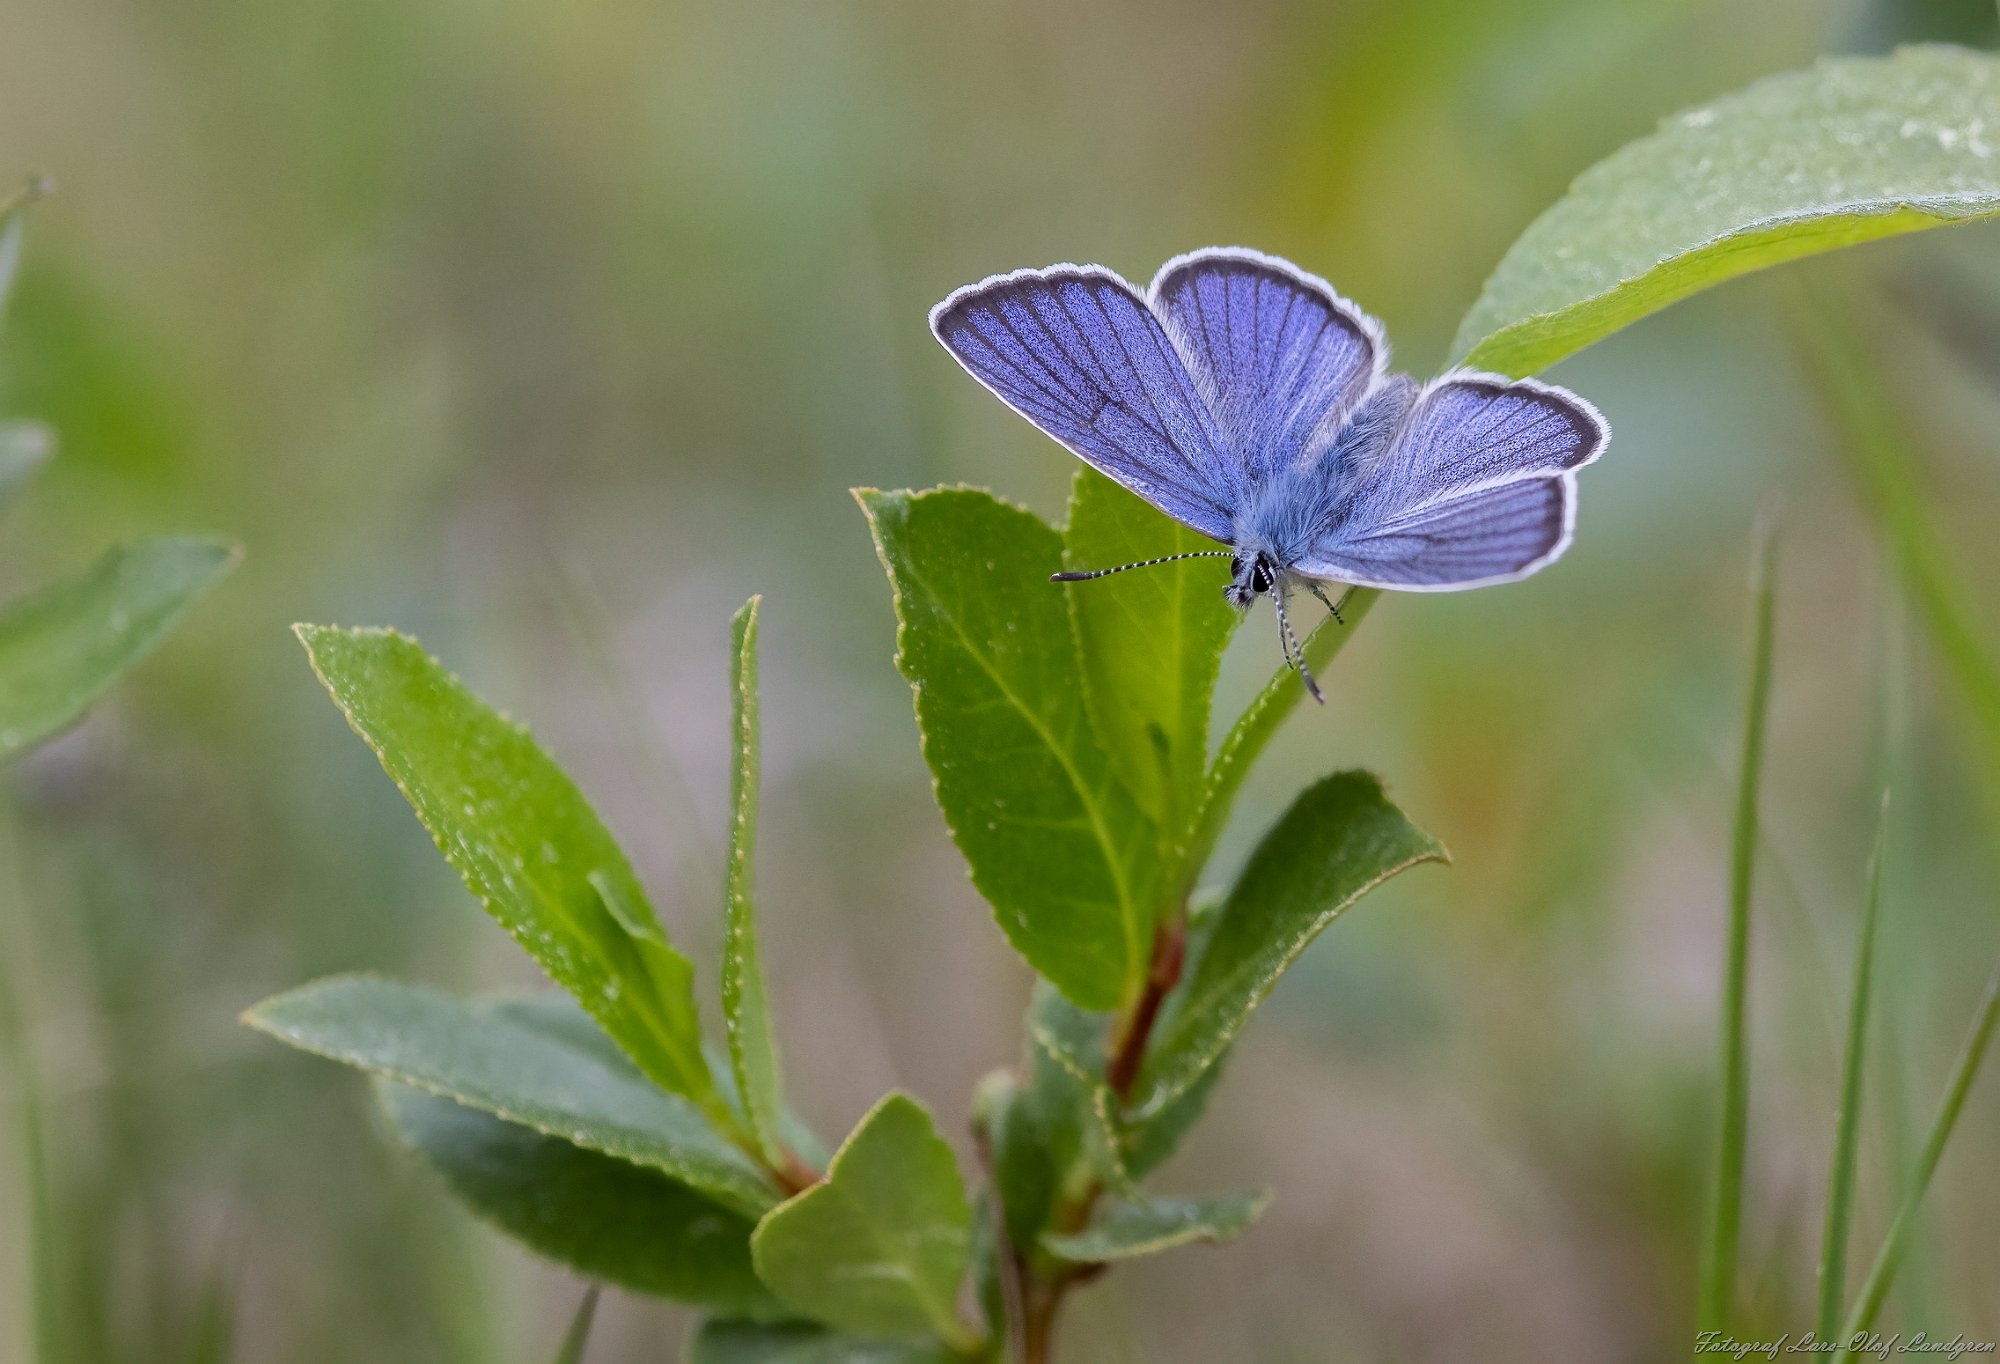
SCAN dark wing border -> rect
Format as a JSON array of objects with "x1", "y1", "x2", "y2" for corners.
[{"x1": 1145, "y1": 245, "x2": 1388, "y2": 371}]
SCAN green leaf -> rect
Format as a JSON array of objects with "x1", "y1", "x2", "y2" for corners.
[
  {"x1": 723, "y1": 596, "x2": 788, "y2": 1169},
  {"x1": 990, "y1": 987, "x2": 1097, "y2": 1252},
  {"x1": 1062, "y1": 467, "x2": 1235, "y2": 841},
  {"x1": 857, "y1": 486, "x2": 1157, "y2": 1011},
  {"x1": 1455, "y1": 46, "x2": 2000, "y2": 377},
  {"x1": 751, "y1": 1093, "x2": 980, "y2": 1351},
  {"x1": 294, "y1": 624, "x2": 723, "y2": 1121},
  {"x1": 380, "y1": 1084, "x2": 776, "y2": 1313},
  {"x1": 1133, "y1": 772, "x2": 1445, "y2": 1118},
  {"x1": 382, "y1": 1080, "x2": 772, "y2": 1312},
  {"x1": 0, "y1": 421, "x2": 53, "y2": 509},
  {"x1": 244, "y1": 976, "x2": 777, "y2": 1217},
  {"x1": 1118, "y1": 1048, "x2": 1228, "y2": 1181},
  {"x1": 1697, "y1": 525, "x2": 1778, "y2": 1336},
  {"x1": 1041, "y1": 1191, "x2": 1269, "y2": 1264},
  {"x1": 0, "y1": 538, "x2": 236, "y2": 763},
  {"x1": 688, "y1": 1320, "x2": 958, "y2": 1364}
]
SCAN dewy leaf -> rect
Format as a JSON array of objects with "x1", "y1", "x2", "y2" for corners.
[
  {"x1": 751, "y1": 1092, "x2": 980, "y2": 1351},
  {"x1": 1063, "y1": 467, "x2": 1235, "y2": 842},
  {"x1": 0, "y1": 422, "x2": 54, "y2": 509},
  {"x1": 722, "y1": 596, "x2": 788, "y2": 1169},
  {"x1": 688, "y1": 1320, "x2": 958, "y2": 1364},
  {"x1": 380, "y1": 1084, "x2": 776, "y2": 1314},
  {"x1": 0, "y1": 538, "x2": 236, "y2": 763},
  {"x1": 857, "y1": 486, "x2": 1158, "y2": 1011},
  {"x1": 1455, "y1": 45, "x2": 2000, "y2": 377},
  {"x1": 1041, "y1": 1191, "x2": 1270, "y2": 1264},
  {"x1": 244, "y1": 976, "x2": 778, "y2": 1217},
  {"x1": 1133, "y1": 772, "x2": 1445, "y2": 1118},
  {"x1": 294, "y1": 625, "x2": 723, "y2": 1121}
]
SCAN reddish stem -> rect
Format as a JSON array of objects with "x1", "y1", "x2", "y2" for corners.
[
  {"x1": 773, "y1": 1147, "x2": 822, "y2": 1196},
  {"x1": 1105, "y1": 912, "x2": 1187, "y2": 1099}
]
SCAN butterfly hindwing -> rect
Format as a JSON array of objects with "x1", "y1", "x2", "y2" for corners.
[
  {"x1": 1298, "y1": 372, "x2": 1608, "y2": 590},
  {"x1": 1149, "y1": 247, "x2": 1385, "y2": 487},
  {"x1": 931, "y1": 267, "x2": 1238, "y2": 542},
  {"x1": 931, "y1": 254, "x2": 1610, "y2": 598}
]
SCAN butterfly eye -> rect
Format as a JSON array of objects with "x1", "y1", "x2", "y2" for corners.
[{"x1": 1251, "y1": 561, "x2": 1274, "y2": 594}]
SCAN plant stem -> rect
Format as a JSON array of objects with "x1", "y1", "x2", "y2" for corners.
[
  {"x1": 772, "y1": 1147, "x2": 821, "y2": 1196},
  {"x1": 1106, "y1": 911, "x2": 1187, "y2": 1099}
]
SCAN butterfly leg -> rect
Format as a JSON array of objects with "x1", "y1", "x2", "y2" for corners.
[
  {"x1": 1271, "y1": 590, "x2": 1324, "y2": 704},
  {"x1": 1305, "y1": 580, "x2": 1346, "y2": 626}
]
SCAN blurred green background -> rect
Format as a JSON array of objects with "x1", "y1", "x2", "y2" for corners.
[{"x1": 4, "y1": 0, "x2": 1999, "y2": 1359}]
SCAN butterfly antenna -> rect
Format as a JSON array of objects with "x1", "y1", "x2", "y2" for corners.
[
  {"x1": 1051, "y1": 550, "x2": 1233, "y2": 583},
  {"x1": 1272, "y1": 589, "x2": 1323, "y2": 703},
  {"x1": 1305, "y1": 581, "x2": 1347, "y2": 626}
]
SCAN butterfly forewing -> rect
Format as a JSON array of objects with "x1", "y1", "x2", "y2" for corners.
[
  {"x1": 930, "y1": 253, "x2": 1610, "y2": 599},
  {"x1": 931, "y1": 267, "x2": 1238, "y2": 542},
  {"x1": 1298, "y1": 372, "x2": 1608, "y2": 590},
  {"x1": 1149, "y1": 248, "x2": 1385, "y2": 487}
]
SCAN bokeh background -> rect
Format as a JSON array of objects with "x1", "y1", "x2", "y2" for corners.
[{"x1": 3, "y1": 0, "x2": 1999, "y2": 1359}]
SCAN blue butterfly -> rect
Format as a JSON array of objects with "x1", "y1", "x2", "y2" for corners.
[{"x1": 930, "y1": 247, "x2": 1610, "y2": 700}]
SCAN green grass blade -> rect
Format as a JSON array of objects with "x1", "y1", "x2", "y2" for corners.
[
  {"x1": 1797, "y1": 287, "x2": 1995, "y2": 1340},
  {"x1": 1833, "y1": 962, "x2": 2000, "y2": 1356},
  {"x1": 553, "y1": 1286, "x2": 600, "y2": 1364},
  {"x1": 0, "y1": 801, "x2": 68, "y2": 1364},
  {"x1": 1817, "y1": 792, "x2": 1889, "y2": 1341},
  {"x1": 1695, "y1": 524, "x2": 1778, "y2": 1340},
  {"x1": 182, "y1": 1245, "x2": 237, "y2": 1364},
  {"x1": 1793, "y1": 289, "x2": 2000, "y2": 821}
]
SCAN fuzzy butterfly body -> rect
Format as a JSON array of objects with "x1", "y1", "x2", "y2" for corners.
[{"x1": 930, "y1": 247, "x2": 1609, "y2": 697}]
